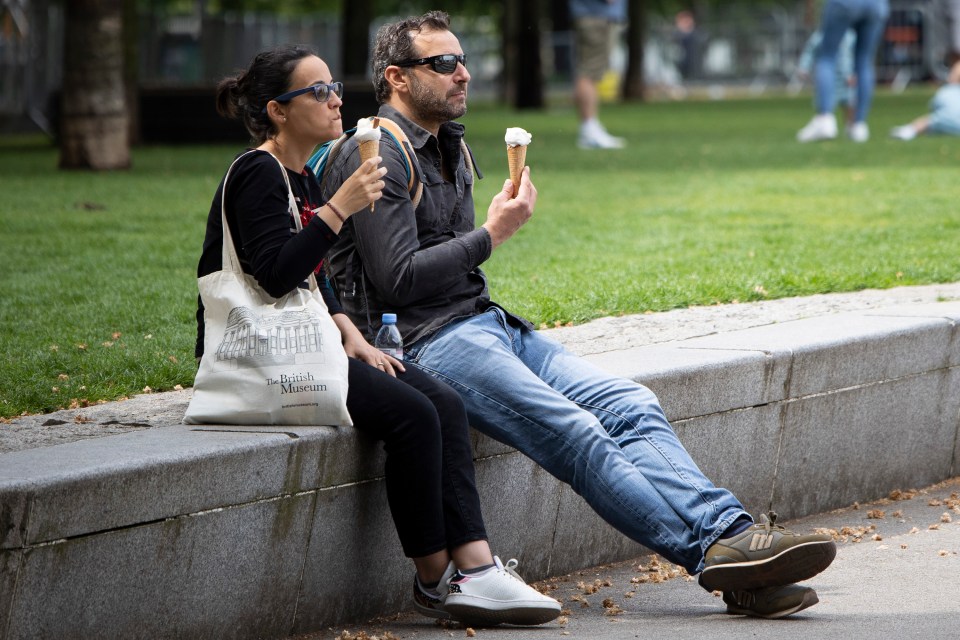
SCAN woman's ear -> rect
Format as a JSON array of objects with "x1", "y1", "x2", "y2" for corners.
[{"x1": 265, "y1": 100, "x2": 287, "y2": 125}]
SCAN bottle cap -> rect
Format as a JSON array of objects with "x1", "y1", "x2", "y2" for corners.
[{"x1": 381, "y1": 313, "x2": 397, "y2": 324}]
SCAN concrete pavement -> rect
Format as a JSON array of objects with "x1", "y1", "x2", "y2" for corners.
[{"x1": 293, "y1": 476, "x2": 960, "y2": 640}]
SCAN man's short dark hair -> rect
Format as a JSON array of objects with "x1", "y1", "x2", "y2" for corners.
[{"x1": 371, "y1": 11, "x2": 452, "y2": 104}]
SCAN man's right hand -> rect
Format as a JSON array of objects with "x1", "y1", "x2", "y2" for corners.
[{"x1": 483, "y1": 166, "x2": 537, "y2": 249}]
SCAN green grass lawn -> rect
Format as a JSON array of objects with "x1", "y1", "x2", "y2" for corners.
[{"x1": 2, "y1": 90, "x2": 958, "y2": 417}]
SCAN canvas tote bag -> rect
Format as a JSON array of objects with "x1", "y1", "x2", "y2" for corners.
[{"x1": 184, "y1": 151, "x2": 352, "y2": 426}]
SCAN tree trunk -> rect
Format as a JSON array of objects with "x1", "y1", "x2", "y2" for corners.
[
  {"x1": 550, "y1": 0, "x2": 573, "y2": 78},
  {"x1": 123, "y1": 0, "x2": 139, "y2": 146},
  {"x1": 622, "y1": 0, "x2": 646, "y2": 100},
  {"x1": 342, "y1": 0, "x2": 374, "y2": 78},
  {"x1": 59, "y1": 0, "x2": 130, "y2": 170},
  {"x1": 501, "y1": 5, "x2": 515, "y2": 104},
  {"x1": 514, "y1": 0, "x2": 545, "y2": 109}
]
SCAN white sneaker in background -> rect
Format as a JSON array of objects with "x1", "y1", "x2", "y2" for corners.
[
  {"x1": 847, "y1": 121, "x2": 870, "y2": 142},
  {"x1": 444, "y1": 556, "x2": 562, "y2": 626},
  {"x1": 578, "y1": 130, "x2": 627, "y2": 149},
  {"x1": 578, "y1": 120, "x2": 626, "y2": 149},
  {"x1": 889, "y1": 124, "x2": 917, "y2": 141},
  {"x1": 796, "y1": 114, "x2": 838, "y2": 143}
]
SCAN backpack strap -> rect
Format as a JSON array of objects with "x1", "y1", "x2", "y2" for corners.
[
  {"x1": 374, "y1": 116, "x2": 423, "y2": 208},
  {"x1": 308, "y1": 116, "x2": 425, "y2": 208},
  {"x1": 308, "y1": 116, "x2": 480, "y2": 210},
  {"x1": 460, "y1": 140, "x2": 481, "y2": 181},
  {"x1": 308, "y1": 128, "x2": 354, "y2": 198}
]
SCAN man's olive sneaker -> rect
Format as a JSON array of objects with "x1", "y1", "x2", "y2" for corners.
[
  {"x1": 699, "y1": 512, "x2": 836, "y2": 592},
  {"x1": 723, "y1": 584, "x2": 819, "y2": 619}
]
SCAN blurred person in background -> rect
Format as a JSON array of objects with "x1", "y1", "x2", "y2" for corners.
[
  {"x1": 570, "y1": 0, "x2": 627, "y2": 149},
  {"x1": 795, "y1": 28, "x2": 857, "y2": 138},
  {"x1": 797, "y1": 0, "x2": 890, "y2": 143},
  {"x1": 890, "y1": 60, "x2": 960, "y2": 139}
]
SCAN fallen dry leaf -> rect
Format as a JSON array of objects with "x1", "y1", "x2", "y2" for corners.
[
  {"x1": 889, "y1": 489, "x2": 918, "y2": 501},
  {"x1": 602, "y1": 598, "x2": 624, "y2": 615}
]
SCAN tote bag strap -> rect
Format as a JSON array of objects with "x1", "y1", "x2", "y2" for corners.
[{"x1": 219, "y1": 150, "x2": 319, "y2": 291}]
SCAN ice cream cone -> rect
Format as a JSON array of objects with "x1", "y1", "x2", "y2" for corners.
[
  {"x1": 358, "y1": 139, "x2": 380, "y2": 211},
  {"x1": 506, "y1": 145, "x2": 526, "y2": 198},
  {"x1": 358, "y1": 139, "x2": 380, "y2": 164}
]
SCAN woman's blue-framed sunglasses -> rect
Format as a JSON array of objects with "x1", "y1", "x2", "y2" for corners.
[
  {"x1": 261, "y1": 82, "x2": 344, "y2": 114},
  {"x1": 394, "y1": 54, "x2": 467, "y2": 74}
]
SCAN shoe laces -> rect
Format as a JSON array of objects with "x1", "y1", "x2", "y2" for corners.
[
  {"x1": 503, "y1": 558, "x2": 524, "y2": 582},
  {"x1": 493, "y1": 556, "x2": 527, "y2": 584},
  {"x1": 758, "y1": 511, "x2": 784, "y2": 533}
]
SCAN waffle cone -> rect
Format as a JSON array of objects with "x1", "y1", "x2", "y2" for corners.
[
  {"x1": 358, "y1": 140, "x2": 380, "y2": 211},
  {"x1": 506, "y1": 145, "x2": 527, "y2": 198},
  {"x1": 358, "y1": 139, "x2": 380, "y2": 163}
]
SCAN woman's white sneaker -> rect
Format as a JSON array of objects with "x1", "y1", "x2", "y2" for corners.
[{"x1": 444, "y1": 556, "x2": 561, "y2": 626}]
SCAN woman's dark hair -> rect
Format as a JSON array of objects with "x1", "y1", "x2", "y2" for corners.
[
  {"x1": 215, "y1": 44, "x2": 317, "y2": 144},
  {"x1": 372, "y1": 11, "x2": 451, "y2": 104}
]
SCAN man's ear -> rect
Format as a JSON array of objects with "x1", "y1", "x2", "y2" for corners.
[{"x1": 384, "y1": 65, "x2": 409, "y2": 95}]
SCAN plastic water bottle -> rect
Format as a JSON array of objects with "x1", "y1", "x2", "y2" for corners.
[{"x1": 374, "y1": 313, "x2": 403, "y2": 359}]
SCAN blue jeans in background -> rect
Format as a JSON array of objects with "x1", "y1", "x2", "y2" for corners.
[
  {"x1": 815, "y1": 0, "x2": 890, "y2": 122},
  {"x1": 406, "y1": 307, "x2": 749, "y2": 575}
]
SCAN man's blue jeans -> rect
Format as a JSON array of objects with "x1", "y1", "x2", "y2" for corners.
[{"x1": 406, "y1": 307, "x2": 748, "y2": 574}]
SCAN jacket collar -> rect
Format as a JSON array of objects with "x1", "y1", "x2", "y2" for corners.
[{"x1": 377, "y1": 104, "x2": 466, "y2": 150}]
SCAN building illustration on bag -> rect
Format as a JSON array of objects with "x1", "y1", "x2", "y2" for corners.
[{"x1": 215, "y1": 306, "x2": 326, "y2": 364}]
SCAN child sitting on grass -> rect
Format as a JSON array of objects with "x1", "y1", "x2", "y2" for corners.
[{"x1": 890, "y1": 61, "x2": 960, "y2": 140}]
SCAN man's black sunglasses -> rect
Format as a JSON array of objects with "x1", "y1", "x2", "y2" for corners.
[
  {"x1": 394, "y1": 54, "x2": 467, "y2": 74},
  {"x1": 261, "y1": 82, "x2": 343, "y2": 113}
]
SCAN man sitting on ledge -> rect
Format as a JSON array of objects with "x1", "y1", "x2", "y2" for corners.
[{"x1": 321, "y1": 10, "x2": 837, "y2": 620}]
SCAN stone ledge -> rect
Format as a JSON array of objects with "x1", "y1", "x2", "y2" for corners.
[{"x1": 1, "y1": 300, "x2": 959, "y2": 639}]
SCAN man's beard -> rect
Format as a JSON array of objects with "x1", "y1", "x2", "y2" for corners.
[{"x1": 408, "y1": 72, "x2": 468, "y2": 124}]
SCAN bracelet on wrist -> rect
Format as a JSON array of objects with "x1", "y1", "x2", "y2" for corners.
[{"x1": 326, "y1": 201, "x2": 347, "y2": 224}]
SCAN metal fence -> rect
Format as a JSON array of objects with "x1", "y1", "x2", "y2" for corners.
[
  {"x1": 2, "y1": 1, "x2": 957, "y2": 133},
  {"x1": 639, "y1": 0, "x2": 954, "y2": 92},
  {"x1": 877, "y1": 0, "x2": 955, "y2": 86}
]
